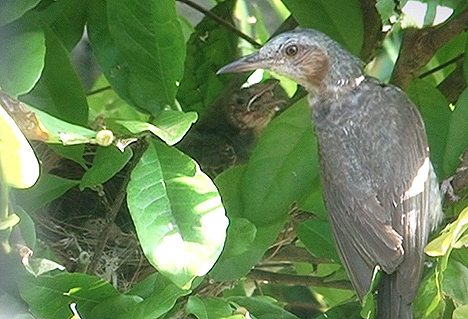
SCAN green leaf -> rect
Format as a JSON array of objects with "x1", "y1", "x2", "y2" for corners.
[
  {"x1": 126, "y1": 140, "x2": 228, "y2": 288},
  {"x1": 241, "y1": 98, "x2": 319, "y2": 226},
  {"x1": 314, "y1": 302, "x2": 362, "y2": 319},
  {"x1": 414, "y1": 272, "x2": 446, "y2": 319},
  {"x1": 406, "y1": 79, "x2": 452, "y2": 178},
  {"x1": 0, "y1": 0, "x2": 40, "y2": 28},
  {"x1": 29, "y1": 106, "x2": 96, "y2": 145},
  {"x1": 0, "y1": 104, "x2": 39, "y2": 188},
  {"x1": 296, "y1": 175, "x2": 327, "y2": 220},
  {"x1": 0, "y1": 19, "x2": 45, "y2": 97},
  {"x1": 105, "y1": 0, "x2": 185, "y2": 114},
  {"x1": 443, "y1": 260, "x2": 468, "y2": 304},
  {"x1": 444, "y1": 88, "x2": 468, "y2": 177},
  {"x1": 14, "y1": 174, "x2": 80, "y2": 213},
  {"x1": 125, "y1": 271, "x2": 190, "y2": 319},
  {"x1": 425, "y1": 206, "x2": 468, "y2": 257},
  {"x1": 186, "y1": 297, "x2": 233, "y2": 319},
  {"x1": 80, "y1": 146, "x2": 133, "y2": 190},
  {"x1": 177, "y1": 0, "x2": 238, "y2": 114},
  {"x1": 228, "y1": 296, "x2": 300, "y2": 319},
  {"x1": 376, "y1": 0, "x2": 396, "y2": 23},
  {"x1": 297, "y1": 219, "x2": 341, "y2": 263},
  {"x1": 89, "y1": 295, "x2": 143, "y2": 319},
  {"x1": 454, "y1": 304, "x2": 468, "y2": 319},
  {"x1": 281, "y1": 0, "x2": 363, "y2": 56},
  {"x1": 20, "y1": 23, "x2": 88, "y2": 126},
  {"x1": 116, "y1": 110, "x2": 198, "y2": 146},
  {"x1": 17, "y1": 272, "x2": 121, "y2": 319}
]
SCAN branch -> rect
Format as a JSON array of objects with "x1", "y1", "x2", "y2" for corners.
[
  {"x1": 177, "y1": 0, "x2": 261, "y2": 48},
  {"x1": 437, "y1": 56, "x2": 467, "y2": 103},
  {"x1": 87, "y1": 139, "x2": 148, "y2": 274},
  {"x1": 391, "y1": 7, "x2": 468, "y2": 89},
  {"x1": 359, "y1": 0, "x2": 385, "y2": 62},
  {"x1": 248, "y1": 269, "x2": 354, "y2": 290},
  {"x1": 264, "y1": 245, "x2": 333, "y2": 264}
]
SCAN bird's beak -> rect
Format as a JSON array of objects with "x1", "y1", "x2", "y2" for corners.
[{"x1": 217, "y1": 53, "x2": 269, "y2": 74}]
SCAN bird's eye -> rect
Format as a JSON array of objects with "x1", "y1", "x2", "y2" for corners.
[{"x1": 284, "y1": 44, "x2": 298, "y2": 56}]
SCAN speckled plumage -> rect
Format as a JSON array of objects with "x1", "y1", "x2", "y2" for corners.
[{"x1": 218, "y1": 28, "x2": 443, "y2": 318}]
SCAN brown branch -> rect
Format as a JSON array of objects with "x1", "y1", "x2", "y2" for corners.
[
  {"x1": 359, "y1": 0, "x2": 385, "y2": 62},
  {"x1": 87, "y1": 139, "x2": 148, "y2": 274},
  {"x1": 437, "y1": 56, "x2": 467, "y2": 104},
  {"x1": 264, "y1": 245, "x2": 333, "y2": 264},
  {"x1": 177, "y1": 0, "x2": 261, "y2": 48},
  {"x1": 391, "y1": 7, "x2": 468, "y2": 89},
  {"x1": 248, "y1": 269, "x2": 354, "y2": 290}
]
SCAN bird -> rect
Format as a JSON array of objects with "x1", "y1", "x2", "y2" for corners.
[
  {"x1": 177, "y1": 79, "x2": 288, "y2": 177},
  {"x1": 217, "y1": 28, "x2": 443, "y2": 318}
]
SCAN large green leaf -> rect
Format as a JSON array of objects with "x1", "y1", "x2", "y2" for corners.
[
  {"x1": 210, "y1": 99, "x2": 319, "y2": 280},
  {"x1": 104, "y1": 0, "x2": 185, "y2": 114},
  {"x1": 443, "y1": 88, "x2": 468, "y2": 177},
  {"x1": 126, "y1": 140, "x2": 228, "y2": 288},
  {"x1": 17, "y1": 272, "x2": 121, "y2": 319},
  {"x1": 0, "y1": 0, "x2": 40, "y2": 28},
  {"x1": 177, "y1": 0, "x2": 238, "y2": 114},
  {"x1": 443, "y1": 260, "x2": 468, "y2": 305},
  {"x1": 20, "y1": 23, "x2": 88, "y2": 126},
  {"x1": 406, "y1": 79, "x2": 452, "y2": 178},
  {"x1": 241, "y1": 98, "x2": 318, "y2": 226},
  {"x1": 0, "y1": 19, "x2": 45, "y2": 97},
  {"x1": 281, "y1": 0, "x2": 363, "y2": 56}
]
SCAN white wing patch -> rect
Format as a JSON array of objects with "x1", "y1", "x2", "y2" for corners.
[{"x1": 403, "y1": 157, "x2": 430, "y2": 200}]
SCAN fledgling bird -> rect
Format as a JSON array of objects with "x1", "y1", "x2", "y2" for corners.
[
  {"x1": 218, "y1": 29, "x2": 443, "y2": 318},
  {"x1": 177, "y1": 79, "x2": 287, "y2": 177}
]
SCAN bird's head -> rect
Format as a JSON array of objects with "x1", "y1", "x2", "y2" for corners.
[{"x1": 218, "y1": 29, "x2": 364, "y2": 96}]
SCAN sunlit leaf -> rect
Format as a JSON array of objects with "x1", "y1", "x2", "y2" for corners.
[
  {"x1": 0, "y1": 105, "x2": 39, "y2": 188},
  {"x1": 127, "y1": 140, "x2": 228, "y2": 288}
]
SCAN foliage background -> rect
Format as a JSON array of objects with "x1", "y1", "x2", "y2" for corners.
[{"x1": 1, "y1": 0, "x2": 468, "y2": 318}]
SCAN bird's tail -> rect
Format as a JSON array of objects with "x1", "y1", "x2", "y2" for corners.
[{"x1": 377, "y1": 273, "x2": 413, "y2": 319}]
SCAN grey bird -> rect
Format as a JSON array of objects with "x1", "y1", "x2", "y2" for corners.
[{"x1": 217, "y1": 29, "x2": 443, "y2": 318}]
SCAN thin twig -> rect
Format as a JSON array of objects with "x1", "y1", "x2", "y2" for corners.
[
  {"x1": 177, "y1": 0, "x2": 262, "y2": 48},
  {"x1": 248, "y1": 269, "x2": 354, "y2": 290},
  {"x1": 87, "y1": 140, "x2": 148, "y2": 274},
  {"x1": 418, "y1": 54, "x2": 464, "y2": 79}
]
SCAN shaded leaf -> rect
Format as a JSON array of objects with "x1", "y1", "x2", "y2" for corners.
[
  {"x1": 314, "y1": 302, "x2": 362, "y2": 319},
  {"x1": 80, "y1": 146, "x2": 133, "y2": 190},
  {"x1": 186, "y1": 296, "x2": 233, "y2": 319},
  {"x1": 241, "y1": 98, "x2": 318, "y2": 226},
  {"x1": 125, "y1": 271, "x2": 190, "y2": 319},
  {"x1": 0, "y1": 19, "x2": 45, "y2": 97},
  {"x1": 297, "y1": 219, "x2": 340, "y2": 263},
  {"x1": 14, "y1": 174, "x2": 80, "y2": 213},
  {"x1": 90, "y1": 295, "x2": 143, "y2": 319},
  {"x1": 177, "y1": 0, "x2": 238, "y2": 114},
  {"x1": 443, "y1": 260, "x2": 468, "y2": 304},
  {"x1": 228, "y1": 296, "x2": 299, "y2": 319},
  {"x1": 281, "y1": 0, "x2": 363, "y2": 56},
  {"x1": 17, "y1": 272, "x2": 121, "y2": 319},
  {"x1": 20, "y1": 23, "x2": 88, "y2": 126},
  {"x1": 444, "y1": 88, "x2": 468, "y2": 176},
  {"x1": 0, "y1": 0, "x2": 40, "y2": 28},
  {"x1": 414, "y1": 272, "x2": 446, "y2": 319},
  {"x1": 106, "y1": 0, "x2": 185, "y2": 114},
  {"x1": 127, "y1": 140, "x2": 228, "y2": 288},
  {"x1": 406, "y1": 79, "x2": 451, "y2": 178}
]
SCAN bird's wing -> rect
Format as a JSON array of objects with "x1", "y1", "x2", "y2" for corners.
[{"x1": 315, "y1": 79, "x2": 433, "y2": 300}]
